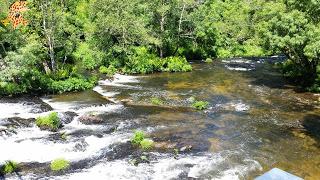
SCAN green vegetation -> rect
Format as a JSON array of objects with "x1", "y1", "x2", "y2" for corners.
[
  {"x1": 60, "y1": 132, "x2": 68, "y2": 141},
  {"x1": 131, "y1": 131, "x2": 145, "y2": 145},
  {"x1": 192, "y1": 101, "x2": 209, "y2": 110},
  {"x1": 122, "y1": 50, "x2": 192, "y2": 74},
  {"x1": 99, "y1": 65, "x2": 117, "y2": 76},
  {"x1": 131, "y1": 131, "x2": 154, "y2": 150},
  {"x1": 36, "y1": 112, "x2": 61, "y2": 131},
  {"x1": 140, "y1": 139, "x2": 154, "y2": 150},
  {"x1": 0, "y1": 0, "x2": 319, "y2": 95},
  {"x1": 150, "y1": 97, "x2": 164, "y2": 106},
  {"x1": 0, "y1": 161, "x2": 18, "y2": 175},
  {"x1": 50, "y1": 158, "x2": 70, "y2": 172}
]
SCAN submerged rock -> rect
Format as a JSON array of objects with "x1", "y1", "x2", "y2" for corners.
[
  {"x1": 78, "y1": 114, "x2": 104, "y2": 125},
  {"x1": 154, "y1": 141, "x2": 177, "y2": 150}
]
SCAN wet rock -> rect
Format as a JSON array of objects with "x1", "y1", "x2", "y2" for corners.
[
  {"x1": 154, "y1": 141, "x2": 177, "y2": 150},
  {"x1": 78, "y1": 114, "x2": 104, "y2": 125},
  {"x1": 120, "y1": 99, "x2": 133, "y2": 103},
  {"x1": 0, "y1": 126, "x2": 9, "y2": 136},
  {"x1": 6, "y1": 117, "x2": 35, "y2": 127},
  {"x1": 180, "y1": 145, "x2": 193, "y2": 152},
  {"x1": 107, "y1": 142, "x2": 136, "y2": 160},
  {"x1": 68, "y1": 129, "x2": 105, "y2": 138},
  {"x1": 74, "y1": 140, "x2": 89, "y2": 152},
  {"x1": 102, "y1": 126, "x2": 117, "y2": 134},
  {"x1": 129, "y1": 153, "x2": 151, "y2": 166},
  {"x1": 26, "y1": 132, "x2": 64, "y2": 143},
  {"x1": 60, "y1": 111, "x2": 77, "y2": 125},
  {"x1": 0, "y1": 96, "x2": 53, "y2": 113}
]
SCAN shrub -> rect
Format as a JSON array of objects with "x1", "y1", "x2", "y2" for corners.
[
  {"x1": 163, "y1": 57, "x2": 192, "y2": 72},
  {"x1": 50, "y1": 158, "x2": 70, "y2": 171},
  {"x1": 123, "y1": 47, "x2": 159, "y2": 74},
  {"x1": 99, "y1": 65, "x2": 117, "y2": 76},
  {"x1": 0, "y1": 161, "x2": 18, "y2": 175},
  {"x1": 131, "y1": 131, "x2": 145, "y2": 145},
  {"x1": 205, "y1": 58, "x2": 213, "y2": 63},
  {"x1": 131, "y1": 131, "x2": 154, "y2": 150},
  {"x1": 48, "y1": 76, "x2": 97, "y2": 94},
  {"x1": 192, "y1": 100, "x2": 209, "y2": 110},
  {"x1": 36, "y1": 112, "x2": 61, "y2": 131},
  {"x1": 307, "y1": 84, "x2": 320, "y2": 92},
  {"x1": 150, "y1": 97, "x2": 163, "y2": 105},
  {"x1": 140, "y1": 139, "x2": 154, "y2": 150},
  {"x1": 0, "y1": 82, "x2": 27, "y2": 96},
  {"x1": 123, "y1": 47, "x2": 192, "y2": 74},
  {"x1": 73, "y1": 42, "x2": 104, "y2": 70}
]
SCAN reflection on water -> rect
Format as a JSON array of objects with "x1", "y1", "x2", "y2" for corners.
[{"x1": 1, "y1": 57, "x2": 320, "y2": 179}]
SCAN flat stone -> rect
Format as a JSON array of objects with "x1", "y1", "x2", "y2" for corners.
[{"x1": 255, "y1": 168, "x2": 303, "y2": 180}]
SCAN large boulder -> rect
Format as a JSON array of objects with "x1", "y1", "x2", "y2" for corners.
[{"x1": 78, "y1": 113, "x2": 104, "y2": 125}]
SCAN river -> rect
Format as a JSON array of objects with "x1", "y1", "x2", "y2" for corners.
[{"x1": 1, "y1": 57, "x2": 320, "y2": 180}]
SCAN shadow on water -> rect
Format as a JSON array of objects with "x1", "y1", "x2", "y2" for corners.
[
  {"x1": 243, "y1": 57, "x2": 309, "y2": 93},
  {"x1": 245, "y1": 63, "x2": 294, "y2": 90},
  {"x1": 302, "y1": 114, "x2": 320, "y2": 145}
]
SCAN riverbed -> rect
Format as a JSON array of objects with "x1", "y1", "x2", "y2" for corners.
[{"x1": 1, "y1": 57, "x2": 320, "y2": 180}]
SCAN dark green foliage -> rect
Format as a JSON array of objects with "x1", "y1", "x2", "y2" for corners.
[
  {"x1": 50, "y1": 158, "x2": 70, "y2": 171},
  {"x1": 73, "y1": 43, "x2": 104, "y2": 70},
  {"x1": 48, "y1": 77, "x2": 97, "y2": 94},
  {"x1": 192, "y1": 100, "x2": 209, "y2": 110},
  {"x1": 0, "y1": 82, "x2": 27, "y2": 96},
  {"x1": 123, "y1": 47, "x2": 160, "y2": 74},
  {"x1": 307, "y1": 65, "x2": 320, "y2": 92},
  {"x1": 0, "y1": 161, "x2": 18, "y2": 175},
  {"x1": 36, "y1": 112, "x2": 61, "y2": 131},
  {"x1": 122, "y1": 48, "x2": 192, "y2": 74}
]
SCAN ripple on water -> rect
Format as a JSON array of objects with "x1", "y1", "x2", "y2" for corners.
[{"x1": 213, "y1": 100, "x2": 250, "y2": 112}]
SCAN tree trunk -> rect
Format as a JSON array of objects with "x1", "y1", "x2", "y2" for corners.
[
  {"x1": 159, "y1": 14, "x2": 165, "y2": 58},
  {"x1": 42, "y1": 0, "x2": 56, "y2": 72},
  {"x1": 48, "y1": 37, "x2": 55, "y2": 71}
]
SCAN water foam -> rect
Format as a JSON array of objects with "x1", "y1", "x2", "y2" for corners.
[
  {"x1": 41, "y1": 97, "x2": 123, "y2": 114},
  {"x1": 215, "y1": 101, "x2": 250, "y2": 112},
  {"x1": 98, "y1": 74, "x2": 141, "y2": 88},
  {"x1": 0, "y1": 130, "x2": 131, "y2": 163},
  {"x1": 58, "y1": 152, "x2": 260, "y2": 180},
  {"x1": 93, "y1": 86, "x2": 120, "y2": 97},
  {"x1": 225, "y1": 66, "x2": 254, "y2": 71},
  {"x1": 0, "y1": 103, "x2": 43, "y2": 120}
]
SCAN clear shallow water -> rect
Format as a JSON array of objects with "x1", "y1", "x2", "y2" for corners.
[{"x1": 1, "y1": 57, "x2": 320, "y2": 180}]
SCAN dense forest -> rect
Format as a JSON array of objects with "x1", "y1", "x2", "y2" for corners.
[{"x1": 0, "y1": 0, "x2": 319, "y2": 96}]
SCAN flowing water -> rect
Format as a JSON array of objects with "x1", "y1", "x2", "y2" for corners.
[{"x1": 1, "y1": 57, "x2": 320, "y2": 180}]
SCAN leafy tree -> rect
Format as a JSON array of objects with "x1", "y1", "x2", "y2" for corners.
[{"x1": 261, "y1": 1, "x2": 319, "y2": 84}]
